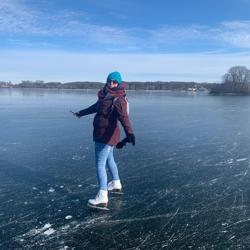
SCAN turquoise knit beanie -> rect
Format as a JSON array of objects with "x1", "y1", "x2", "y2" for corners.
[{"x1": 106, "y1": 71, "x2": 122, "y2": 84}]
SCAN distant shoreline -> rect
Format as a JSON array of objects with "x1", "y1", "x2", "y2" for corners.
[
  {"x1": 0, "y1": 87, "x2": 204, "y2": 93},
  {"x1": 0, "y1": 81, "x2": 217, "y2": 91}
]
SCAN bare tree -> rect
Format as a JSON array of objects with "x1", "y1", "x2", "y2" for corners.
[
  {"x1": 223, "y1": 66, "x2": 250, "y2": 85},
  {"x1": 210, "y1": 66, "x2": 250, "y2": 94},
  {"x1": 220, "y1": 66, "x2": 250, "y2": 93}
]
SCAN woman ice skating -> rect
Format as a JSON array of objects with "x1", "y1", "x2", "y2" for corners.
[{"x1": 73, "y1": 71, "x2": 135, "y2": 209}]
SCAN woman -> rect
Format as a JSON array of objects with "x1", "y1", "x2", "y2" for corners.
[{"x1": 74, "y1": 72, "x2": 135, "y2": 209}]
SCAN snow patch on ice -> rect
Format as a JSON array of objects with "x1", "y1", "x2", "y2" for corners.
[
  {"x1": 59, "y1": 246, "x2": 69, "y2": 250},
  {"x1": 43, "y1": 228, "x2": 55, "y2": 236},
  {"x1": 209, "y1": 178, "x2": 218, "y2": 185},
  {"x1": 42, "y1": 223, "x2": 52, "y2": 230},
  {"x1": 48, "y1": 188, "x2": 55, "y2": 193},
  {"x1": 65, "y1": 215, "x2": 72, "y2": 220},
  {"x1": 236, "y1": 158, "x2": 247, "y2": 162},
  {"x1": 26, "y1": 223, "x2": 52, "y2": 237}
]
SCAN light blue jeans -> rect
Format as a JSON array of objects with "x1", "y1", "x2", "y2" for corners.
[{"x1": 95, "y1": 142, "x2": 120, "y2": 190}]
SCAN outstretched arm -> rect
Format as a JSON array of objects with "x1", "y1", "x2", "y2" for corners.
[{"x1": 76, "y1": 101, "x2": 98, "y2": 117}]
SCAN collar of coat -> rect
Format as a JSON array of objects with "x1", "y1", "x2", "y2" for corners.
[{"x1": 98, "y1": 82, "x2": 126, "y2": 99}]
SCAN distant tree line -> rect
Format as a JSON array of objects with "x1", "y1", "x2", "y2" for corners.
[
  {"x1": 3, "y1": 66, "x2": 250, "y2": 94},
  {"x1": 0, "y1": 80, "x2": 217, "y2": 91},
  {"x1": 16, "y1": 80, "x2": 105, "y2": 89},
  {"x1": 0, "y1": 81, "x2": 12, "y2": 88},
  {"x1": 210, "y1": 66, "x2": 250, "y2": 94}
]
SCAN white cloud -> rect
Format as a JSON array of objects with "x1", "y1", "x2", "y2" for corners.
[
  {"x1": 148, "y1": 25, "x2": 206, "y2": 44},
  {"x1": 146, "y1": 21, "x2": 250, "y2": 49},
  {"x1": 0, "y1": 0, "x2": 137, "y2": 48},
  {"x1": 217, "y1": 21, "x2": 250, "y2": 48},
  {"x1": 1, "y1": 50, "x2": 250, "y2": 83},
  {"x1": 0, "y1": 0, "x2": 38, "y2": 33},
  {"x1": 7, "y1": 38, "x2": 53, "y2": 48},
  {"x1": 222, "y1": 20, "x2": 250, "y2": 29},
  {"x1": 1, "y1": 1, "x2": 250, "y2": 51}
]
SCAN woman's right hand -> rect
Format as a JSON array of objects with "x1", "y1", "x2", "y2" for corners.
[
  {"x1": 70, "y1": 110, "x2": 81, "y2": 118},
  {"x1": 127, "y1": 133, "x2": 135, "y2": 146},
  {"x1": 74, "y1": 112, "x2": 81, "y2": 118}
]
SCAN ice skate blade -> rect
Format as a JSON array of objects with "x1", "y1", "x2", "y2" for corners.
[{"x1": 87, "y1": 203, "x2": 109, "y2": 211}]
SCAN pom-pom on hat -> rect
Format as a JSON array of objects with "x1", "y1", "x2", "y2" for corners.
[{"x1": 107, "y1": 71, "x2": 122, "y2": 84}]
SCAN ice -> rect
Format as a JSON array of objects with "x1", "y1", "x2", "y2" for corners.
[
  {"x1": 0, "y1": 146, "x2": 7, "y2": 152},
  {"x1": 72, "y1": 155, "x2": 86, "y2": 160},
  {"x1": 227, "y1": 159, "x2": 234, "y2": 164},
  {"x1": 3, "y1": 89, "x2": 250, "y2": 249},
  {"x1": 6, "y1": 142, "x2": 21, "y2": 145},
  {"x1": 209, "y1": 178, "x2": 218, "y2": 185},
  {"x1": 59, "y1": 247, "x2": 69, "y2": 250}
]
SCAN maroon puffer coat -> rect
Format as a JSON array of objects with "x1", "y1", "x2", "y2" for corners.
[{"x1": 78, "y1": 83, "x2": 133, "y2": 146}]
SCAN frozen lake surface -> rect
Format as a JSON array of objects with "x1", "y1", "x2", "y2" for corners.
[{"x1": 1, "y1": 89, "x2": 250, "y2": 249}]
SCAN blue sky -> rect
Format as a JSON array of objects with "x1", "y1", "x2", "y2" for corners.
[{"x1": 1, "y1": 0, "x2": 250, "y2": 83}]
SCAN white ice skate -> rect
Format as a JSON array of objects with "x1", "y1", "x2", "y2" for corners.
[
  {"x1": 108, "y1": 180, "x2": 123, "y2": 194},
  {"x1": 87, "y1": 190, "x2": 109, "y2": 211}
]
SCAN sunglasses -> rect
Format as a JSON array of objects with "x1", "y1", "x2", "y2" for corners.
[{"x1": 107, "y1": 80, "x2": 118, "y2": 84}]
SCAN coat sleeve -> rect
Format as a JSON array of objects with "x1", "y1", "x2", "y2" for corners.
[
  {"x1": 78, "y1": 101, "x2": 98, "y2": 117},
  {"x1": 114, "y1": 97, "x2": 134, "y2": 135}
]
